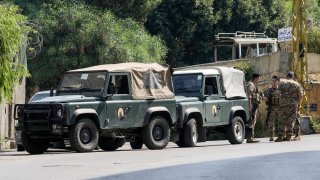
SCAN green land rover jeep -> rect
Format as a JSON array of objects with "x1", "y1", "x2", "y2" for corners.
[
  {"x1": 15, "y1": 63, "x2": 176, "y2": 154},
  {"x1": 173, "y1": 66, "x2": 249, "y2": 147}
]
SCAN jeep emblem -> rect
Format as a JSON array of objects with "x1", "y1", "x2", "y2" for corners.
[
  {"x1": 117, "y1": 107, "x2": 125, "y2": 120},
  {"x1": 212, "y1": 105, "x2": 217, "y2": 117}
]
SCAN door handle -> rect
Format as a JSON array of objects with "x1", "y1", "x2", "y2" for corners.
[{"x1": 125, "y1": 106, "x2": 132, "y2": 113}]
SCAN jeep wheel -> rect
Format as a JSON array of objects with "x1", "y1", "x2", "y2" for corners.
[
  {"x1": 17, "y1": 144, "x2": 25, "y2": 152},
  {"x1": 21, "y1": 132, "x2": 49, "y2": 154},
  {"x1": 226, "y1": 116, "x2": 245, "y2": 144},
  {"x1": 176, "y1": 129, "x2": 186, "y2": 147},
  {"x1": 142, "y1": 116, "x2": 170, "y2": 150},
  {"x1": 130, "y1": 136, "x2": 143, "y2": 149},
  {"x1": 98, "y1": 137, "x2": 125, "y2": 151},
  {"x1": 175, "y1": 140, "x2": 186, "y2": 147},
  {"x1": 183, "y1": 118, "x2": 198, "y2": 147},
  {"x1": 69, "y1": 118, "x2": 99, "y2": 152}
]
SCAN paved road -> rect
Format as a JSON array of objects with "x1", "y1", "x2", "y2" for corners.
[{"x1": 1, "y1": 135, "x2": 320, "y2": 180}]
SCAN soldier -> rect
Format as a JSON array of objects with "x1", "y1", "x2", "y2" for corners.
[
  {"x1": 293, "y1": 73, "x2": 303, "y2": 141},
  {"x1": 263, "y1": 75, "x2": 280, "y2": 141},
  {"x1": 246, "y1": 73, "x2": 262, "y2": 143},
  {"x1": 275, "y1": 71, "x2": 303, "y2": 142}
]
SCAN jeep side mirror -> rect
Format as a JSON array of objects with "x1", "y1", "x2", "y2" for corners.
[{"x1": 50, "y1": 89, "x2": 54, "y2": 96}]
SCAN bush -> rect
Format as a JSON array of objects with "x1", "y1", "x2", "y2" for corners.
[
  {"x1": 307, "y1": 26, "x2": 320, "y2": 54},
  {"x1": 310, "y1": 114, "x2": 320, "y2": 133},
  {"x1": 20, "y1": 0, "x2": 167, "y2": 93},
  {"x1": 0, "y1": 3, "x2": 31, "y2": 103}
]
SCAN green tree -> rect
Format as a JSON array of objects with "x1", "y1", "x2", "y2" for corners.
[
  {"x1": 14, "y1": 0, "x2": 167, "y2": 93},
  {"x1": 282, "y1": 0, "x2": 320, "y2": 53},
  {"x1": 85, "y1": 0, "x2": 161, "y2": 23},
  {"x1": 213, "y1": 0, "x2": 286, "y2": 37},
  {"x1": 146, "y1": 0, "x2": 286, "y2": 67},
  {"x1": 307, "y1": 26, "x2": 320, "y2": 53},
  {"x1": 146, "y1": 0, "x2": 216, "y2": 67},
  {"x1": 0, "y1": 3, "x2": 31, "y2": 103}
]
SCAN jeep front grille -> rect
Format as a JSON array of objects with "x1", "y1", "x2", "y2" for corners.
[{"x1": 15, "y1": 104, "x2": 64, "y2": 132}]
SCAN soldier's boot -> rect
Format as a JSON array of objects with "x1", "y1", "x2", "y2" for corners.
[
  {"x1": 269, "y1": 131, "x2": 274, "y2": 141},
  {"x1": 293, "y1": 135, "x2": 301, "y2": 141},
  {"x1": 275, "y1": 135, "x2": 284, "y2": 142},
  {"x1": 284, "y1": 134, "x2": 292, "y2": 141},
  {"x1": 294, "y1": 129, "x2": 301, "y2": 141},
  {"x1": 246, "y1": 137, "x2": 260, "y2": 143}
]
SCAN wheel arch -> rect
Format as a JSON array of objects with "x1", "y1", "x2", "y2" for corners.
[
  {"x1": 71, "y1": 109, "x2": 100, "y2": 128},
  {"x1": 143, "y1": 107, "x2": 173, "y2": 126},
  {"x1": 184, "y1": 108, "x2": 203, "y2": 126},
  {"x1": 229, "y1": 106, "x2": 247, "y2": 124}
]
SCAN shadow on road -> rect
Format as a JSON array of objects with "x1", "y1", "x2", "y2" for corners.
[{"x1": 90, "y1": 150, "x2": 320, "y2": 180}]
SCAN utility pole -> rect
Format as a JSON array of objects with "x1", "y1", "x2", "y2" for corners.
[{"x1": 292, "y1": 0, "x2": 309, "y2": 114}]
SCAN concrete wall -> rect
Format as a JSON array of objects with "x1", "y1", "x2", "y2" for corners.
[
  {"x1": 0, "y1": 78, "x2": 26, "y2": 140},
  {"x1": 176, "y1": 51, "x2": 319, "y2": 129},
  {"x1": 0, "y1": 46, "x2": 27, "y2": 150},
  {"x1": 308, "y1": 53, "x2": 320, "y2": 74}
]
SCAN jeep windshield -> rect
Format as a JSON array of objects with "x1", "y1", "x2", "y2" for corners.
[
  {"x1": 58, "y1": 71, "x2": 106, "y2": 96},
  {"x1": 172, "y1": 74, "x2": 203, "y2": 97}
]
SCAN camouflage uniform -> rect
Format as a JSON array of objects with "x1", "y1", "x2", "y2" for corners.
[
  {"x1": 246, "y1": 81, "x2": 262, "y2": 140},
  {"x1": 293, "y1": 82, "x2": 303, "y2": 140},
  {"x1": 294, "y1": 111, "x2": 301, "y2": 140},
  {"x1": 277, "y1": 79, "x2": 303, "y2": 141},
  {"x1": 263, "y1": 87, "x2": 280, "y2": 140}
]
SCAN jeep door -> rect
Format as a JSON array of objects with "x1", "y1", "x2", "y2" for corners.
[
  {"x1": 204, "y1": 75, "x2": 232, "y2": 125},
  {"x1": 104, "y1": 73, "x2": 143, "y2": 128}
]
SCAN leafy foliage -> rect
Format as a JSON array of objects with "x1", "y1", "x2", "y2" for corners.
[
  {"x1": 146, "y1": 0, "x2": 287, "y2": 67},
  {"x1": 311, "y1": 114, "x2": 320, "y2": 133},
  {"x1": 85, "y1": 0, "x2": 161, "y2": 23},
  {"x1": 283, "y1": 0, "x2": 320, "y2": 53},
  {"x1": 15, "y1": 0, "x2": 167, "y2": 92},
  {"x1": 213, "y1": 0, "x2": 286, "y2": 37},
  {"x1": 146, "y1": 0, "x2": 216, "y2": 67},
  {"x1": 234, "y1": 61, "x2": 254, "y2": 81},
  {"x1": 307, "y1": 26, "x2": 320, "y2": 53},
  {"x1": 0, "y1": 3, "x2": 30, "y2": 103}
]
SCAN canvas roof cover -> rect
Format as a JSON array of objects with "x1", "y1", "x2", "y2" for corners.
[
  {"x1": 69, "y1": 62, "x2": 174, "y2": 100},
  {"x1": 174, "y1": 66, "x2": 247, "y2": 99},
  {"x1": 213, "y1": 67, "x2": 247, "y2": 99}
]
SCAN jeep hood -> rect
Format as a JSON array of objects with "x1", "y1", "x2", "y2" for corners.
[
  {"x1": 175, "y1": 96, "x2": 200, "y2": 103},
  {"x1": 29, "y1": 95, "x2": 100, "y2": 104}
]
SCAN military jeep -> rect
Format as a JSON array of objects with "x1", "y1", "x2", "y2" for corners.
[
  {"x1": 173, "y1": 66, "x2": 249, "y2": 147},
  {"x1": 14, "y1": 63, "x2": 176, "y2": 154}
]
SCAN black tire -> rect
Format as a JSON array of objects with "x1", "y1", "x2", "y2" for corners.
[
  {"x1": 98, "y1": 137, "x2": 125, "y2": 151},
  {"x1": 175, "y1": 129, "x2": 186, "y2": 147},
  {"x1": 130, "y1": 136, "x2": 143, "y2": 149},
  {"x1": 17, "y1": 144, "x2": 25, "y2": 152},
  {"x1": 183, "y1": 118, "x2": 198, "y2": 147},
  {"x1": 21, "y1": 132, "x2": 49, "y2": 154},
  {"x1": 226, "y1": 116, "x2": 245, "y2": 144},
  {"x1": 175, "y1": 141, "x2": 186, "y2": 147},
  {"x1": 142, "y1": 116, "x2": 171, "y2": 150},
  {"x1": 69, "y1": 118, "x2": 99, "y2": 152}
]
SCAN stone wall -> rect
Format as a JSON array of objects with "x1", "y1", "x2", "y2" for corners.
[
  {"x1": 308, "y1": 53, "x2": 320, "y2": 74},
  {"x1": 0, "y1": 78, "x2": 26, "y2": 150},
  {"x1": 176, "y1": 51, "x2": 320, "y2": 132},
  {"x1": 0, "y1": 45, "x2": 27, "y2": 150}
]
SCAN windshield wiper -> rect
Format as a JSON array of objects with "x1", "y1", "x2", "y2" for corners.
[
  {"x1": 78, "y1": 87, "x2": 92, "y2": 91},
  {"x1": 61, "y1": 86, "x2": 77, "y2": 90}
]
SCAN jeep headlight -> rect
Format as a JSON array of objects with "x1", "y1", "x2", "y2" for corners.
[
  {"x1": 57, "y1": 109, "x2": 62, "y2": 118},
  {"x1": 15, "y1": 119, "x2": 19, "y2": 127},
  {"x1": 17, "y1": 106, "x2": 23, "y2": 118}
]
